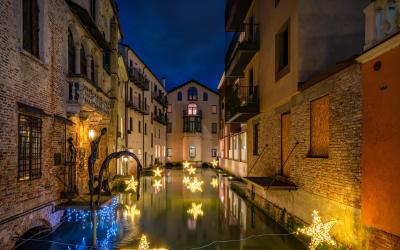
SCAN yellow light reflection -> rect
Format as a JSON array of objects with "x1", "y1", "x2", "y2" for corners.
[
  {"x1": 211, "y1": 178, "x2": 218, "y2": 188},
  {"x1": 187, "y1": 202, "x2": 204, "y2": 220},
  {"x1": 183, "y1": 161, "x2": 191, "y2": 169},
  {"x1": 211, "y1": 159, "x2": 218, "y2": 168},
  {"x1": 153, "y1": 179, "x2": 163, "y2": 191},
  {"x1": 183, "y1": 176, "x2": 191, "y2": 185},
  {"x1": 186, "y1": 177, "x2": 203, "y2": 193},
  {"x1": 138, "y1": 234, "x2": 168, "y2": 250},
  {"x1": 187, "y1": 166, "x2": 196, "y2": 175}
]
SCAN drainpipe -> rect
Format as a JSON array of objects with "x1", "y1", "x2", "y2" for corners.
[{"x1": 142, "y1": 66, "x2": 147, "y2": 168}]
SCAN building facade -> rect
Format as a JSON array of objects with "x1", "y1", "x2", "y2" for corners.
[
  {"x1": 119, "y1": 44, "x2": 167, "y2": 171},
  {"x1": 0, "y1": 0, "x2": 125, "y2": 248},
  {"x1": 167, "y1": 80, "x2": 219, "y2": 164}
]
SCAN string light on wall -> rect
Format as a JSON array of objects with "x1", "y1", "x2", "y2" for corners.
[{"x1": 296, "y1": 210, "x2": 337, "y2": 250}]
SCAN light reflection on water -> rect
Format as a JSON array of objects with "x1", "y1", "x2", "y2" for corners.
[{"x1": 18, "y1": 169, "x2": 305, "y2": 250}]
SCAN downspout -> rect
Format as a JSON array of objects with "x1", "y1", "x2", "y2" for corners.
[{"x1": 142, "y1": 66, "x2": 147, "y2": 168}]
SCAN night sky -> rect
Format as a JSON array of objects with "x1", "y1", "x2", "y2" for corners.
[{"x1": 116, "y1": 0, "x2": 227, "y2": 91}]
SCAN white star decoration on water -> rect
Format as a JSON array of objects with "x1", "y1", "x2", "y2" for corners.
[
  {"x1": 138, "y1": 234, "x2": 168, "y2": 250},
  {"x1": 211, "y1": 159, "x2": 218, "y2": 168},
  {"x1": 183, "y1": 176, "x2": 191, "y2": 185},
  {"x1": 153, "y1": 167, "x2": 163, "y2": 177},
  {"x1": 186, "y1": 177, "x2": 203, "y2": 193},
  {"x1": 187, "y1": 202, "x2": 204, "y2": 220},
  {"x1": 187, "y1": 166, "x2": 196, "y2": 175},
  {"x1": 153, "y1": 179, "x2": 163, "y2": 191},
  {"x1": 125, "y1": 176, "x2": 138, "y2": 192},
  {"x1": 297, "y1": 210, "x2": 337, "y2": 250},
  {"x1": 210, "y1": 178, "x2": 218, "y2": 188},
  {"x1": 183, "y1": 161, "x2": 191, "y2": 169}
]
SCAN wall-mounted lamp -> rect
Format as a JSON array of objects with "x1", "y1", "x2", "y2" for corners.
[{"x1": 88, "y1": 129, "x2": 95, "y2": 140}]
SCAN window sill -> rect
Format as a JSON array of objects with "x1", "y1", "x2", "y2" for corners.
[{"x1": 20, "y1": 49, "x2": 48, "y2": 69}]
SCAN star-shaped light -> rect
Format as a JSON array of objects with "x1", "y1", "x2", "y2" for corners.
[
  {"x1": 210, "y1": 178, "x2": 218, "y2": 188},
  {"x1": 124, "y1": 204, "x2": 140, "y2": 222},
  {"x1": 183, "y1": 176, "x2": 191, "y2": 185},
  {"x1": 137, "y1": 234, "x2": 168, "y2": 250},
  {"x1": 125, "y1": 176, "x2": 138, "y2": 192},
  {"x1": 153, "y1": 167, "x2": 163, "y2": 177},
  {"x1": 211, "y1": 159, "x2": 218, "y2": 168},
  {"x1": 187, "y1": 202, "x2": 204, "y2": 220},
  {"x1": 183, "y1": 161, "x2": 191, "y2": 169},
  {"x1": 186, "y1": 177, "x2": 203, "y2": 193},
  {"x1": 187, "y1": 166, "x2": 196, "y2": 175},
  {"x1": 153, "y1": 179, "x2": 163, "y2": 191},
  {"x1": 297, "y1": 210, "x2": 337, "y2": 250}
]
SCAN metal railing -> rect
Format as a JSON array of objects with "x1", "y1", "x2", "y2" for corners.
[
  {"x1": 153, "y1": 113, "x2": 167, "y2": 125},
  {"x1": 225, "y1": 85, "x2": 259, "y2": 121},
  {"x1": 128, "y1": 67, "x2": 150, "y2": 90},
  {"x1": 183, "y1": 109, "x2": 202, "y2": 117}
]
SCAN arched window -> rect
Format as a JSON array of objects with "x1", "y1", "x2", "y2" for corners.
[
  {"x1": 188, "y1": 87, "x2": 198, "y2": 101},
  {"x1": 23, "y1": 0, "x2": 39, "y2": 58},
  {"x1": 187, "y1": 103, "x2": 198, "y2": 115},
  {"x1": 68, "y1": 30, "x2": 75, "y2": 74},
  {"x1": 80, "y1": 45, "x2": 87, "y2": 76},
  {"x1": 90, "y1": 58, "x2": 95, "y2": 83},
  {"x1": 203, "y1": 92, "x2": 208, "y2": 101},
  {"x1": 177, "y1": 91, "x2": 182, "y2": 101}
]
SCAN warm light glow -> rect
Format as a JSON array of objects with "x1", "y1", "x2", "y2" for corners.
[
  {"x1": 124, "y1": 204, "x2": 140, "y2": 221},
  {"x1": 186, "y1": 177, "x2": 203, "y2": 193},
  {"x1": 211, "y1": 178, "x2": 218, "y2": 188},
  {"x1": 296, "y1": 210, "x2": 337, "y2": 250},
  {"x1": 123, "y1": 157, "x2": 128, "y2": 162},
  {"x1": 138, "y1": 234, "x2": 168, "y2": 250},
  {"x1": 183, "y1": 176, "x2": 191, "y2": 185},
  {"x1": 183, "y1": 161, "x2": 191, "y2": 169},
  {"x1": 187, "y1": 166, "x2": 196, "y2": 175},
  {"x1": 153, "y1": 167, "x2": 163, "y2": 177},
  {"x1": 187, "y1": 202, "x2": 204, "y2": 220},
  {"x1": 125, "y1": 176, "x2": 138, "y2": 192},
  {"x1": 88, "y1": 129, "x2": 95, "y2": 140},
  {"x1": 153, "y1": 179, "x2": 163, "y2": 191},
  {"x1": 211, "y1": 159, "x2": 218, "y2": 168}
]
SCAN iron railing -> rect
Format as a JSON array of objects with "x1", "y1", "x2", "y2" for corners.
[
  {"x1": 225, "y1": 85, "x2": 259, "y2": 121},
  {"x1": 128, "y1": 67, "x2": 150, "y2": 90}
]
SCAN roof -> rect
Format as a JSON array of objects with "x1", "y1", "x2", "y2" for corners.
[
  {"x1": 167, "y1": 80, "x2": 219, "y2": 95},
  {"x1": 119, "y1": 43, "x2": 165, "y2": 90},
  {"x1": 66, "y1": 0, "x2": 111, "y2": 51}
]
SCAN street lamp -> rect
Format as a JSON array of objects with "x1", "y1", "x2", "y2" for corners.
[{"x1": 88, "y1": 129, "x2": 95, "y2": 140}]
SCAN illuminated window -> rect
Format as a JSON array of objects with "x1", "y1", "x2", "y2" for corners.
[
  {"x1": 212, "y1": 105, "x2": 217, "y2": 114},
  {"x1": 167, "y1": 148, "x2": 172, "y2": 157},
  {"x1": 167, "y1": 104, "x2": 172, "y2": 113},
  {"x1": 211, "y1": 148, "x2": 217, "y2": 157},
  {"x1": 187, "y1": 103, "x2": 198, "y2": 115},
  {"x1": 310, "y1": 95, "x2": 329, "y2": 157},
  {"x1": 189, "y1": 145, "x2": 196, "y2": 158}
]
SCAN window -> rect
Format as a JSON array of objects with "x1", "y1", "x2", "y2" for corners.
[
  {"x1": 184, "y1": 117, "x2": 201, "y2": 133},
  {"x1": 144, "y1": 123, "x2": 147, "y2": 135},
  {"x1": 18, "y1": 114, "x2": 42, "y2": 181},
  {"x1": 138, "y1": 120, "x2": 141, "y2": 133},
  {"x1": 167, "y1": 104, "x2": 172, "y2": 113},
  {"x1": 90, "y1": 59, "x2": 95, "y2": 83},
  {"x1": 275, "y1": 0, "x2": 280, "y2": 7},
  {"x1": 211, "y1": 148, "x2": 217, "y2": 157},
  {"x1": 90, "y1": 0, "x2": 96, "y2": 20},
  {"x1": 80, "y1": 45, "x2": 87, "y2": 76},
  {"x1": 103, "y1": 51, "x2": 111, "y2": 74},
  {"x1": 68, "y1": 29, "x2": 75, "y2": 73},
  {"x1": 177, "y1": 91, "x2": 182, "y2": 101},
  {"x1": 187, "y1": 103, "x2": 198, "y2": 115},
  {"x1": 167, "y1": 148, "x2": 172, "y2": 157},
  {"x1": 212, "y1": 105, "x2": 217, "y2": 114},
  {"x1": 129, "y1": 117, "x2": 133, "y2": 132},
  {"x1": 189, "y1": 145, "x2": 196, "y2": 158},
  {"x1": 212, "y1": 123, "x2": 217, "y2": 134},
  {"x1": 23, "y1": 0, "x2": 39, "y2": 58},
  {"x1": 167, "y1": 122, "x2": 172, "y2": 133},
  {"x1": 203, "y1": 92, "x2": 208, "y2": 101},
  {"x1": 129, "y1": 88, "x2": 133, "y2": 102},
  {"x1": 253, "y1": 123, "x2": 259, "y2": 155},
  {"x1": 310, "y1": 96, "x2": 329, "y2": 157},
  {"x1": 188, "y1": 87, "x2": 198, "y2": 101},
  {"x1": 275, "y1": 20, "x2": 290, "y2": 80},
  {"x1": 151, "y1": 133, "x2": 153, "y2": 147}
]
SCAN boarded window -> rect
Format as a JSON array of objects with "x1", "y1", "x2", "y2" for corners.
[
  {"x1": 310, "y1": 95, "x2": 329, "y2": 157},
  {"x1": 281, "y1": 113, "x2": 291, "y2": 176}
]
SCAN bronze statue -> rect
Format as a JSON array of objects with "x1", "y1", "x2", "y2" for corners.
[
  {"x1": 88, "y1": 128, "x2": 107, "y2": 208},
  {"x1": 95, "y1": 150, "x2": 143, "y2": 205},
  {"x1": 66, "y1": 137, "x2": 77, "y2": 194}
]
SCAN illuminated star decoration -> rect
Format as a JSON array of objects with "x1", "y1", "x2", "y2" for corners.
[
  {"x1": 183, "y1": 176, "x2": 191, "y2": 185},
  {"x1": 186, "y1": 177, "x2": 203, "y2": 193},
  {"x1": 183, "y1": 161, "x2": 191, "y2": 169},
  {"x1": 187, "y1": 202, "x2": 204, "y2": 220},
  {"x1": 297, "y1": 210, "x2": 337, "y2": 250},
  {"x1": 125, "y1": 176, "x2": 138, "y2": 192},
  {"x1": 138, "y1": 234, "x2": 168, "y2": 250},
  {"x1": 153, "y1": 167, "x2": 163, "y2": 177},
  {"x1": 211, "y1": 159, "x2": 218, "y2": 168},
  {"x1": 153, "y1": 179, "x2": 163, "y2": 191},
  {"x1": 210, "y1": 178, "x2": 218, "y2": 188},
  {"x1": 187, "y1": 166, "x2": 196, "y2": 175}
]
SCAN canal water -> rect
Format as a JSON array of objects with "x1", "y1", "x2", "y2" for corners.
[{"x1": 18, "y1": 168, "x2": 305, "y2": 250}]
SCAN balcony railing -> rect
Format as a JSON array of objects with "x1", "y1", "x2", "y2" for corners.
[
  {"x1": 225, "y1": 85, "x2": 259, "y2": 123},
  {"x1": 364, "y1": 1, "x2": 400, "y2": 50},
  {"x1": 126, "y1": 97, "x2": 149, "y2": 115},
  {"x1": 153, "y1": 113, "x2": 167, "y2": 125},
  {"x1": 128, "y1": 67, "x2": 150, "y2": 90},
  {"x1": 183, "y1": 118, "x2": 202, "y2": 133},
  {"x1": 183, "y1": 109, "x2": 202, "y2": 117},
  {"x1": 225, "y1": 24, "x2": 260, "y2": 76},
  {"x1": 153, "y1": 92, "x2": 168, "y2": 107},
  {"x1": 67, "y1": 75, "x2": 112, "y2": 116},
  {"x1": 225, "y1": 0, "x2": 254, "y2": 32}
]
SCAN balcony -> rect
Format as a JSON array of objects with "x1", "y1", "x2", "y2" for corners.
[
  {"x1": 67, "y1": 75, "x2": 112, "y2": 116},
  {"x1": 364, "y1": 1, "x2": 400, "y2": 50},
  {"x1": 183, "y1": 109, "x2": 202, "y2": 117},
  {"x1": 225, "y1": 24, "x2": 260, "y2": 76},
  {"x1": 126, "y1": 97, "x2": 149, "y2": 115},
  {"x1": 225, "y1": 0, "x2": 254, "y2": 32},
  {"x1": 183, "y1": 109, "x2": 202, "y2": 133},
  {"x1": 153, "y1": 113, "x2": 167, "y2": 125},
  {"x1": 153, "y1": 92, "x2": 168, "y2": 107},
  {"x1": 128, "y1": 67, "x2": 150, "y2": 90},
  {"x1": 225, "y1": 85, "x2": 259, "y2": 123}
]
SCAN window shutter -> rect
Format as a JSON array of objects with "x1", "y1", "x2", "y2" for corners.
[{"x1": 310, "y1": 95, "x2": 329, "y2": 157}]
